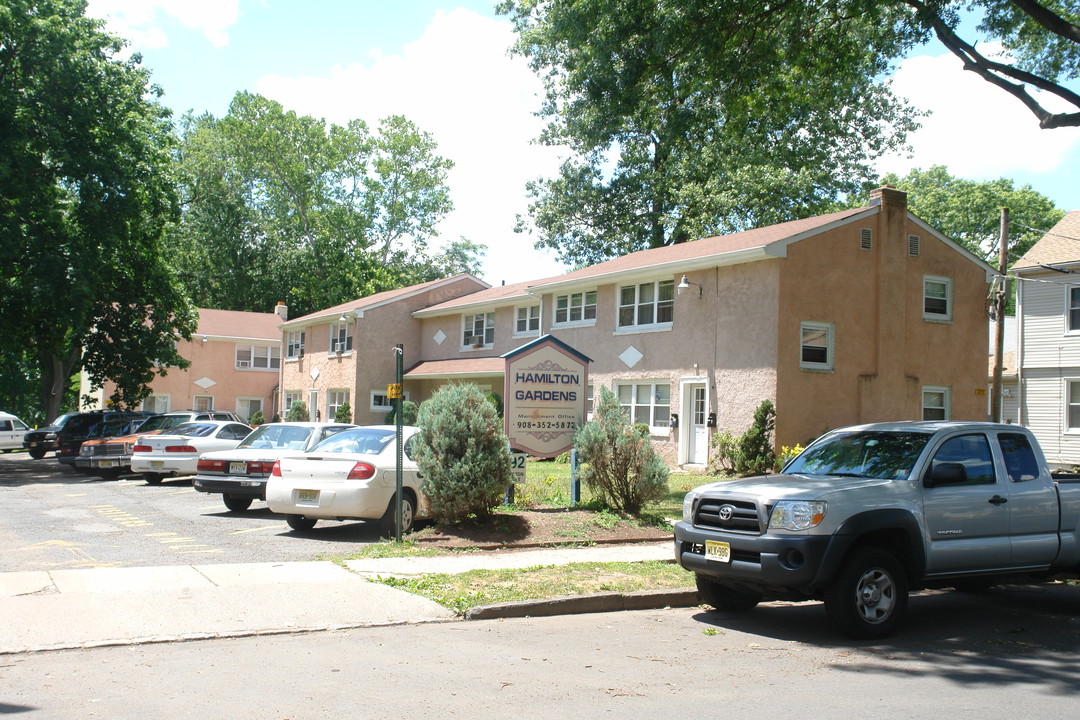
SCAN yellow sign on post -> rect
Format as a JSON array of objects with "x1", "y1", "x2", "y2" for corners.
[{"x1": 387, "y1": 383, "x2": 402, "y2": 399}]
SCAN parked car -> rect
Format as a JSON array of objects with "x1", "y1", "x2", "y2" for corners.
[
  {"x1": 676, "y1": 421, "x2": 1080, "y2": 639},
  {"x1": 56, "y1": 413, "x2": 152, "y2": 470},
  {"x1": 193, "y1": 422, "x2": 356, "y2": 512},
  {"x1": 78, "y1": 410, "x2": 242, "y2": 478},
  {"x1": 265, "y1": 425, "x2": 428, "y2": 534},
  {"x1": 130, "y1": 420, "x2": 253, "y2": 484},
  {"x1": 0, "y1": 412, "x2": 30, "y2": 452},
  {"x1": 23, "y1": 411, "x2": 83, "y2": 459}
]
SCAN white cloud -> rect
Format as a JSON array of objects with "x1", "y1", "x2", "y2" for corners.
[
  {"x1": 87, "y1": 0, "x2": 240, "y2": 48},
  {"x1": 878, "y1": 45, "x2": 1080, "y2": 178},
  {"x1": 255, "y1": 9, "x2": 568, "y2": 285}
]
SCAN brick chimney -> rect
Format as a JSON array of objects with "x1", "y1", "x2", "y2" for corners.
[
  {"x1": 274, "y1": 301, "x2": 288, "y2": 322},
  {"x1": 869, "y1": 185, "x2": 907, "y2": 211}
]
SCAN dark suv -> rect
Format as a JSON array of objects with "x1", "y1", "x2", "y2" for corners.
[
  {"x1": 24, "y1": 412, "x2": 88, "y2": 459},
  {"x1": 53, "y1": 411, "x2": 154, "y2": 469}
]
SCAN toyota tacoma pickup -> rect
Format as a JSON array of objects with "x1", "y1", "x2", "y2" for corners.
[{"x1": 675, "y1": 421, "x2": 1080, "y2": 639}]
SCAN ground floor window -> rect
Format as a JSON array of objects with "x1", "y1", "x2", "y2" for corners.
[
  {"x1": 193, "y1": 395, "x2": 214, "y2": 411},
  {"x1": 328, "y1": 390, "x2": 350, "y2": 422},
  {"x1": 1068, "y1": 380, "x2": 1080, "y2": 431},
  {"x1": 141, "y1": 394, "x2": 170, "y2": 414},
  {"x1": 236, "y1": 397, "x2": 263, "y2": 423},
  {"x1": 615, "y1": 382, "x2": 671, "y2": 431},
  {"x1": 922, "y1": 386, "x2": 950, "y2": 421}
]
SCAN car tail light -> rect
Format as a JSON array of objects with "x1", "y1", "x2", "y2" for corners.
[
  {"x1": 165, "y1": 445, "x2": 197, "y2": 453},
  {"x1": 249, "y1": 462, "x2": 273, "y2": 474},
  {"x1": 133, "y1": 444, "x2": 151, "y2": 453},
  {"x1": 270, "y1": 460, "x2": 282, "y2": 477},
  {"x1": 347, "y1": 462, "x2": 376, "y2": 480},
  {"x1": 198, "y1": 459, "x2": 226, "y2": 472}
]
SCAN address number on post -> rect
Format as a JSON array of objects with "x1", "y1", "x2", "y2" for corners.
[
  {"x1": 510, "y1": 452, "x2": 528, "y2": 484},
  {"x1": 387, "y1": 383, "x2": 403, "y2": 399}
]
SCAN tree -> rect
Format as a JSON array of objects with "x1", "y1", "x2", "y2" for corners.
[
  {"x1": 168, "y1": 94, "x2": 482, "y2": 317},
  {"x1": 0, "y1": 0, "x2": 196, "y2": 422},
  {"x1": 413, "y1": 384, "x2": 511, "y2": 524},
  {"x1": 877, "y1": 166, "x2": 1065, "y2": 261},
  {"x1": 498, "y1": 0, "x2": 921, "y2": 266},
  {"x1": 334, "y1": 401, "x2": 352, "y2": 424}
]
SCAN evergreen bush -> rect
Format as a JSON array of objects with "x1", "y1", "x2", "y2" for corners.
[
  {"x1": 285, "y1": 401, "x2": 309, "y2": 422},
  {"x1": 248, "y1": 410, "x2": 264, "y2": 426},
  {"x1": 413, "y1": 383, "x2": 511, "y2": 523},
  {"x1": 385, "y1": 399, "x2": 418, "y2": 426},
  {"x1": 738, "y1": 399, "x2": 776, "y2": 476},
  {"x1": 573, "y1": 387, "x2": 668, "y2": 516},
  {"x1": 334, "y1": 401, "x2": 352, "y2": 424}
]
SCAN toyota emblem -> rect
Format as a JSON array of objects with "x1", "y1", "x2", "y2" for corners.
[{"x1": 718, "y1": 504, "x2": 735, "y2": 522}]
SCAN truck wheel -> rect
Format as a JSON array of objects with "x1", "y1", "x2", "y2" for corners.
[
  {"x1": 223, "y1": 494, "x2": 253, "y2": 512},
  {"x1": 695, "y1": 576, "x2": 761, "y2": 612},
  {"x1": 143, "y1": 473, "x2": 164, "y2": 485},
  {"x1": 29, "y1": 449, "x2": 46, "y2": 459},
  {"x1": 824, "y1": 547, "x2": 908, "y2": 640}
]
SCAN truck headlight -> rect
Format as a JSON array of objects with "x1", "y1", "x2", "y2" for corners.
[
  {"x1": 768, "y1": 501, "x2": 827, "y2": 531},
  {"x1": 682, "y1": 490, "x2": 701, "y2": 524}
]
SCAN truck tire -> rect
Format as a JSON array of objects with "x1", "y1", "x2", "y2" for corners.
[
  {"x1": 29, "y1": 448, "x2": 46, "y2": 459},
  {"x1": 824, "y1": 546, "x2": 908, "y2": 640},
  {"x1": 695, "y1": 576, "x2": 761, "y2": 612}
]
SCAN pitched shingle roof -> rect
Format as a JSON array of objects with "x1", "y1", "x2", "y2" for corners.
[{"x1": 1012, "y1": 211, "x2": 1080, "y2": 271}]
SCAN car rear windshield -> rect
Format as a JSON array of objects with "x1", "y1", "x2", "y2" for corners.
[
  {"x1": 784, "y1": 431, "x2": 932, "y2": 480},
  {"x1": 136, "y1": 415, "x2": 189, "y2": 433},
  {"x1": 168, "y1": 422, "x2": 217, "y2": 438},
  {"x1": 237, "y1": 425, "x2": 313, "y2": 451},
  {"x1": 311, "y1": 428, "x2": 395, "y2": 455}
]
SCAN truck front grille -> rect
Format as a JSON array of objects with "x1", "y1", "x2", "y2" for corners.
[{"x1": 694, "y1": 498, "x2": 761, "y2": 534}]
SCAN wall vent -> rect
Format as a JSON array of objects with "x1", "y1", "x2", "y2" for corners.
[
  {"x1": 908, "y1": 234, "x2": 921, "y2": 256},
  {"x1": 860, "y1": 228, "x2": 873, "y2": 250}
]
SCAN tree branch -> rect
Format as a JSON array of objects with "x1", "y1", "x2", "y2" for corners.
[{"x1": 1009, "y1": 0, "x2": 1080, "y2": 44}]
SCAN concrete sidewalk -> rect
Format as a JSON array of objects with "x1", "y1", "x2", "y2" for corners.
[{"x1": 1, "y1": 542, "x2": 694, "y2": 655}]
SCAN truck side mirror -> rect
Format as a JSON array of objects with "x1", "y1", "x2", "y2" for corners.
[{"x1": 925, "y1": 462, "x2": 967, "y2": 488}]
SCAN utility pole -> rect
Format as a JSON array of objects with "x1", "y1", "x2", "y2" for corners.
[{"x1": 991, "y1": 208, "x2": 1009, "y2": 423}]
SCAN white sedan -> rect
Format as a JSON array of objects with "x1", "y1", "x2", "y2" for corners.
[
  {"x1": 266, "y1": 425, "x2": 428, "y2": 534},
  {"x1": 131, "y1": 421, "x2": 253, "y2": 484}
]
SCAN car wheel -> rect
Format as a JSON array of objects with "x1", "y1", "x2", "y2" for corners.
[
  {"x1": 99, "y1": 468, "x2": 121, "y2": 480},
  {"x1": 824, "y1": 547, "x2": 908, "y2": 640},
  {"x1": 143, "y1": 473, "x2": 164, "y2": 485},
  {"x1": 223, "y1": 494, "x2": 253, "y2": 512},
  {"x1": 380, "y1": 492, "x2": 416, "y2": 536},
  {"x1": 695, "y1": 576, "x2": 761, "y2": 612},
  {"x1": 29, "y1": 449, "x2": 46, "y2": 459},
  {"x1": 286, "y1": 514, "x2": 317, "y2": 532}
]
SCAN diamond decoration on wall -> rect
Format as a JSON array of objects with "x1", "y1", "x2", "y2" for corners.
[
  {"x1": 434, "y1": 330, "x2": 447, "y2": 345},
  {"x1": 619, "y1": 346, "x2": 644, "y2": 368},
  {"x1": 194, "y1": 377, "x2": 217, "y2": 390}
]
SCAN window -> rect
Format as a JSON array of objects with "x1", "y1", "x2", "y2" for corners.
[
  {"x1": 194, "y1": 395, "x2": 214, "y2": 411},
  {"x1": 329, "y1": 323, "x2": 353, "y2": 354},
  {"x1": 284, "y1": 391, "x2": 302, "y2": 415},
  {"x1": 924, "y1": 276, "x2": 952, "y2": 321},
  {"x1": 328, "y1": 390, "x2": 350, "y2": 422},
  {"x1": 286, "y1": 331, "x2": 305, "y2": 359},
  {"x1": 236, "y1": 398, "x2": 262, "y2": 423},
  {"x1": 141, "y1": 394, "x2": 170, "y2": 414},
  {"x1": 371, "y1": 389, "x2": 409, "y2": 412},
  {"x1": 1068, "y1": 287, "x2": 1080, "y2": 332},
  {"x1": 800, "y1": 322, "x2": 834, "y2": 371},
  {"x1": 236, "y1": 344, "x2": 280, "y2": 370},
  {"x1": 515, "y1": 305, "x2": 540, "y2": 336},
  {"x1": 922, "y1": 386, "x2": 950, "y2": 421},
  {"x1": 554, "y1": 290, "x2": 597, "y2": 325},
  {"x1": 928, "y1": 434, "x2": 994, "y2": 486},
  {"x1": 618, "y1": 279, "x2": 674, "y2": 329},
  {"x1": 616, "y1": 382, "x2": 670, "y2": 431},
  {"x1": 463, "y1": 312, "x2": 495, "y2": 347},
  {"x1": 1068, "y1": 381, "x2": 1080, "y2": 431},
  {"x1": 999, "y1": 433, "x2": 1040, "y2": 482}
]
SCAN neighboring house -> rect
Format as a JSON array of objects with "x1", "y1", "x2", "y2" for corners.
[
  {"x1": 1011, "y1": 210, "x2": 1080, "y2": 469},
  {"x1": 82, "y1": 307, "x2": 286, "y2": 423},
  {"x1": 988, "y1": 316, "x2": 1020, "y2": 424},
  {"x1": 279, "y1": 187, "x2": 993, "y2": 466}
]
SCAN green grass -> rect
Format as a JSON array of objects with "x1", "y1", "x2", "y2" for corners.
[{"x1": 375, "y1": 560, "x2": 694, "y2": 615}]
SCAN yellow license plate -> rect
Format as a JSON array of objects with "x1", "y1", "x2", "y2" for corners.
[{"x1": 705, "y1": 540, "x2": 731, "y2": 563}]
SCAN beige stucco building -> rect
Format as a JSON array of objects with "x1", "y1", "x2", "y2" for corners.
[{"x1": 277, "y1": 187, "x2": 994, "y2": 466}]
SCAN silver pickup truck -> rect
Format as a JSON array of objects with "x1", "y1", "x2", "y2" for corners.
[{"x1": 675, "y1": 421, "x2": 1080, "y2": 639}]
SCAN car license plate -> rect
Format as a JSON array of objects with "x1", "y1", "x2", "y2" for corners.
[
  {"x1": 99, "y1": 460, "x2": 114, "y2": 468},
  {"x1": 705, "y1": 540, "x2": 731, "y2": 563},
  {"x1": 150, "y1": 461, "x2": 164, "y2": 469},
  {"x1": 297, "y1": 489, "x2": 319, "y2": 505},
  {"x1": 229, "y1": 462, "x2": 248, "y2": 475}
]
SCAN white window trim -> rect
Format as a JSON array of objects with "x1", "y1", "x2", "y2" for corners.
[
  {"x1": 328, "y1": 323, "x2": 353, "y2": 356},
  {"x1": 371, "y1": 389, "x2": 410, "y2": 413},
  {"x1": 513, "y1": 304, "x2": 542, "y2": 338},
  {"x1": 327, "y1": 389, "x2": 350, "y2": 420},
  {"x1": 616, "y1": 279, "x2": 674, "y2": 333},
  {"x1": 142, "y1": 394, "x2": 171, "y2": 414},
  {"x1": 462, "y1": 312, "x2": 496, "y2": 350},
  {"x1": 923, "y1": 275, "x2": 953, "y2": 322},
  {"x1": 1065, "y1": 287, "x2": 1080, "y2": 335},
  {"x1": 193, "y1": 394, "x2": 215, "y2": 412},
  {"x1": 552, "y1": 290, "x2": 598, "y2": 329},
  {"x1": 799, "y1": 321, "x2": 834, "y2": 372},
  {"x1": 286, "y1": 330, "x2": 305, "y2": 360},
  {"x1": 614, "y1": 380, "x2": 672, "y2": 435},
  {"x1": 1064, "y1": 378, "x2": 1080, "y2": 433},
  {"x1": 235, "y1": 396, "x2": 263, "y2": 422},
  {"x1": 922, "y1": 386, "x2": 951, "y2": 421}
]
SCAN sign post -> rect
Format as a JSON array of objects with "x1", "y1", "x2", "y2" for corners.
[{"x1": 391, "y1": 346, "x2": 404, "y2": 542}]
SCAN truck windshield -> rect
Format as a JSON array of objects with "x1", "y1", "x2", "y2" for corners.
[{"x1": 784, "y1": 431, "x2": 931, "y2": 480}]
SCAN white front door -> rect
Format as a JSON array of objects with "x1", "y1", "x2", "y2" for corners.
[{"x1": 687, "y1": 384, "x2": 708, "y2": 465}]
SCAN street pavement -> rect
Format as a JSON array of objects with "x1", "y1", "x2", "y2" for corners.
[{"x1": 0, "y1": 541, "x2": 694, "y2": 655}]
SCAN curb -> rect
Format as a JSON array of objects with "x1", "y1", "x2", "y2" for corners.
[{"x1": 464, "y1": 588, "x2": 700, "y2": 620}]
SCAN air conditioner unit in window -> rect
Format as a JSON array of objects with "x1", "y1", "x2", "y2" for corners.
[
  {"x1": 466, "y1": 335, "x2": 485, "y2": 348},
  {"x1": 237, "y1": 360, "x2": 251, "y2": 368}
]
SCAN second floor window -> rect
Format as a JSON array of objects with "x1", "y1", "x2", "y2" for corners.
[
  {"x1": 618, "y1": 279, "x2": 674, "y2": 328},
  {"x1": 515, "y1": 305, "x2": 540, "y2": 335},
  {"x1": 554, "y1": 290, "x2": 596, "y2": 325},
  {"x1": 800, "y1": 322, "x2": 834, "y2": 371},
  {"x1": 236, "y1": 344, "x2": 280, "y2": 370},
  {"x1": 463, "y1": 312, "x2": 495, "y2": 347},
  {"x1": 924, "y1": 276, "x2": 952, "y2": 321},
  {"x1": 286, "y1": 331, "x2": 305, "y2": 358},
  {"x1": 330, "y1": 323, "x2": 353, "y2": 354},
  {"x1": 1069, "y1": 287, "x2": 1080, "y2": 332}
]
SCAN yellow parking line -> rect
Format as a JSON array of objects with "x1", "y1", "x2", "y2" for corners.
[
  {"x1": 146, "y1": 532, "x2": 176, "y2": 537},
  {"x1": 66, "y1": 493, "x2": 87, "y2": 497},
  {"x1": 158, "y1": 536, "x2": 196, "y2": 543},
  {"x1": 177, "y1": 549, "x2": 223, "y2": 555},
  {"x1": 230, "y1": 525, "x2": 282, "y2": 535},
  {"x1": 170, "y1": 544, "x2": 209, "y2": 550},
  {"x1": 167, "y1": 489, "x2": 196, "y2": 495}
]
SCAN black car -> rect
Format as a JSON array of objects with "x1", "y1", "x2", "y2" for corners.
[
  {"x1": 23, "y1": 412, "x2": 85, "y2": 459},
  {"x1": 54, "y1": 411, "x2": 153, "y2": 469}
]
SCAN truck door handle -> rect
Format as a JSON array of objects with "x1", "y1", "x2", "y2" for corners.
[{"x1": 989, "y1": 495, "x2": 1008, "y2": 505}]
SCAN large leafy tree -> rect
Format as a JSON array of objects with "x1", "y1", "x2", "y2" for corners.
[
  {"x1": 498, "y1": 0, "x2": 922, "y2": 265},
  {"x1": 0, "y1": 0, "x2": 196, "y2": 422},
  {"x1": 169, "y1": 93, "x2": 481, "y2": 317}
]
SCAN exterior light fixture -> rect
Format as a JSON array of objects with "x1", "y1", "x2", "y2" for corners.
[
  {"x1": 338, "y1": 312, "x2": 350, "y2": 323},
  {"x1": 677, "y1": 274, "x2": 702, "y2": 298}
]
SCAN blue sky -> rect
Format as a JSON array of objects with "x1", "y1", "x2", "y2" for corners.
[{"x1": 87, "y1": 1, "x2": 1080, "y2": 285}]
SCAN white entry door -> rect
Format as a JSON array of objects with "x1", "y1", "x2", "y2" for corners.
[{"x1": 687, "y1": 384, "x2": 708, "y2": 465}]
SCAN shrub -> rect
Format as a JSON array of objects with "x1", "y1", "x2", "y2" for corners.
[
  {"x1": 385, "y1": 400, "x2": 418, "y2": 426},
  {"x1": 413, "y1": 383, "x2": 511, "y2": 523},
  {"x1": 574, "y1": 387, "x2": 668, "y2": 516},
  {"x1": 285, "y1": 401, "x2": 309, "y2": 422},
  {"x1": 707, "y1": 430, "x2": 739, "y2": 475},
  {"x1": 248, "y1": 410, "x2": 264, "y2": 426},
  {"x1": 334, "y1": 401, "x2": 352, "y2": 424},
  {"x1": 738, "y1": 399, "x2": 776, "y2": 476}
]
